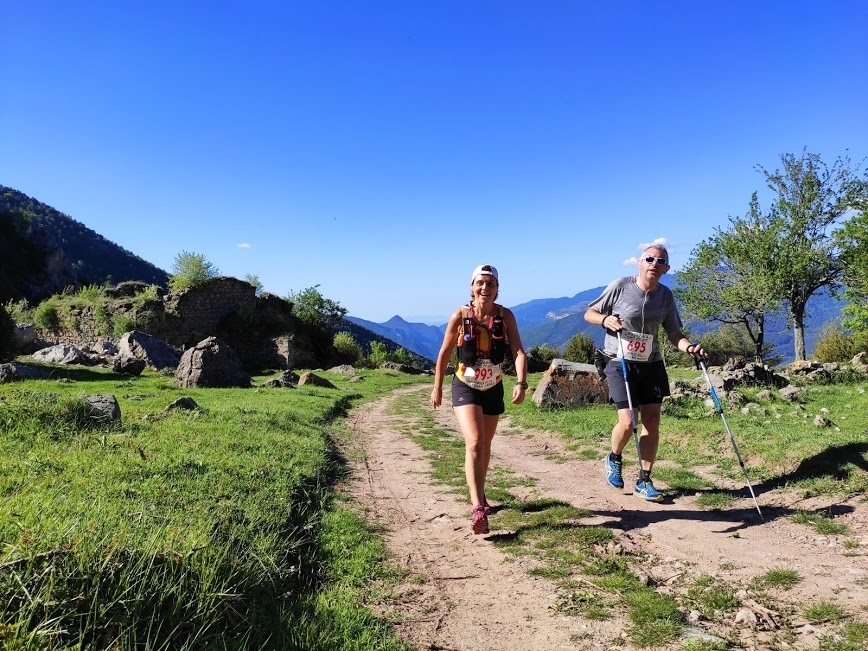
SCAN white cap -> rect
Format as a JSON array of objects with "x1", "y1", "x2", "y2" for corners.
[{"x1": 470, "y1": 264, "x2": 499, "y2": 283}]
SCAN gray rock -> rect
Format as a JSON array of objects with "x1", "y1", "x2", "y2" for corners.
[
  {"x1": 113, "y1": 355, "x2": 146, "y2": 376},
  {"x1": 84, "y1": 394, "x2": 121, "y2": 427},
  {"x1": 298, "y1": 371, "x2": 337, "y2": 388},
  {"x1": 117, "y1": 330, "x2": 181, "y2": 371},
  {"x1": 174, "y1": 337, "x2": 251, "y2": 388},
  {"x1": 31, "y1": 344, "x2": 90, "y2": 365}
]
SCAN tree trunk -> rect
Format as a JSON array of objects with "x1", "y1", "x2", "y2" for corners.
[{"x1": 790, "y1": 308, "x2": 807, "y2": 361}]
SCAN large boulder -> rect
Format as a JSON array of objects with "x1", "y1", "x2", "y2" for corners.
[
  {"x1": 0, "y1": 362, "x2": 52, "y2": 383},
  {"x1": 31, "y1": 344, "x2": 91, "y2": 366},
  {"x1": 117, "y1": 330, "x2": 181, "y2": 371},
  {"x1": 84, "y1": 394, "x2": 122, "y2": 427},
  {"x1": 297, "y1": 372, "x2": 336, "y2": 388},
  {"x1": 532, "y1": 359, "x2": 609, "y2": 408},
  {"x1": 174, "y1": 337, "x2": 251, "y2": 388},
  {"x1": 113, "y1": 355, "x2": 146, "y2": 376}
]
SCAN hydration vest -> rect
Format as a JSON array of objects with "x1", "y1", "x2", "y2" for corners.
[{"x1": 456, "y1": 304, "x2": 506, "y2": 367}]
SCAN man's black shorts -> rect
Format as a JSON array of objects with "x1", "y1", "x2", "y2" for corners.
[
  {"x1": 604, "y1": 359, "x2": 670, "y2": 409},
  {"x1": 450, "y1": 376, "x2": 505, "y2": 415}
]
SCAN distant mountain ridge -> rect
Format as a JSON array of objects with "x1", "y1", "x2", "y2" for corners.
[
  {"x1": 0, "y1": 185, "x2": 169, "y2": 303},
  {"x1": 346, "y1": 315, "x2": 446, "y2": 362}
]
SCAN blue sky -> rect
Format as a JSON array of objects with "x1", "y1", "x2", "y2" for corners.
[{"x1": 2, "y1": 1, "x2": 866, "y2": 324}]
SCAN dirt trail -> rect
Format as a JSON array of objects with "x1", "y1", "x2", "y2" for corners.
[{"x1": 341, "y1": 385, "x2": 868, "y2": 651}]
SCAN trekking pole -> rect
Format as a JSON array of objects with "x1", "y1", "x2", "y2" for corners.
[
  {"x1": 614, "y1": 316, "x2": 643, "y2": 472},
  {"x1": 694, "y1": 354, "x2": 764, "y2": 521}
]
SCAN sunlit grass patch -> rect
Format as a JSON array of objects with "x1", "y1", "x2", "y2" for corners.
[
  {"x1": 802, "y1": 600, "x2": 845, "y2": 622},
  {"x1": 790, "y1": 510, "x2": 849, "y2": 536},
  {"x1": 680, "y1": 639, "x2": 730, "y2": 651},
  {"x1": 694, "y1": 491, "x2": 735, "y2": 510},
  {"x1": 0, "y1": 366, "x2": 426, "y2": 649},
  {"x1": 826, "y1": 620, "x2": 868, "y2": 651},
  {"x1": 552, "y1": 589, "x2": 613, "y2": 620},
  {"x1": 624, "y1": 588, "x2": 684, "y2": 647},
  {"x1": 652, "y1": 467, "x2": 714, "y2": 493},
  {"x1": 685, "y1": 574, "x2": 738, "y2": 619},
  {"x1": 751, "y1": 567, "x2": 801, "y2": 590}
]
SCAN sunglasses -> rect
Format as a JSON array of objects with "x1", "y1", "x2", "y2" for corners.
[{"x1": 643, "y1": 256, "x2": 668, "y2": 265}]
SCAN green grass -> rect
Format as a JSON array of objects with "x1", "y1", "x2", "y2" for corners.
[
  {"x1": 0, "y1": 364, "x2": 424, "y2": 650},
  {"x1": 507, "y1": 372, "x2": 868, "y2": 499},
  {"x1": 684, "y1": 574, "x2": 739, "y2": 619},
  {"x1": 752, "y1": 567, "x2": 801, "y2": 590},
  {"x1": 802, "y1": 601, "x2": 845, "y2": 622},
  {"x1": 790, "y1": 510, "x2": 850, "y2": 535},
  {"x1": 819, "y1": 620, "x2": 868, "y2": 651}
]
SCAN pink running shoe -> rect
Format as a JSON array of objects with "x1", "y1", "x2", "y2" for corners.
[{"x1": 471, "y1": 505, "x2": 489, "y2": 535}]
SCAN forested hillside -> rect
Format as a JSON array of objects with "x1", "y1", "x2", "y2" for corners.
[{"x1": 0, "y1": 186, "x2": 169, "y2": 303}]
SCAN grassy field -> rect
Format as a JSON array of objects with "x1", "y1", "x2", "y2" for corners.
[{"x1": 0, "y1": 364, "x2": 426, "y2": 651}]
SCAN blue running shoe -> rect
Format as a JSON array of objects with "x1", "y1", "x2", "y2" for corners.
[
  {"x1": 634, "y1": 479, "x2": 664, "y2": 502},
  {"x1": 604, "y1": 453, "x2": 624, "y2": 489}
]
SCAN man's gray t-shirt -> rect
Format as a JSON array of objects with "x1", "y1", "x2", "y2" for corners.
[{"x1": 588, "y1": 276, "x2": 683, "y2": 363}]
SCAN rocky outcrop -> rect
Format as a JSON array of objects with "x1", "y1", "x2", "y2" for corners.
[{"x1": 30, "y1": 278, "x2": 298, "y2": 373}]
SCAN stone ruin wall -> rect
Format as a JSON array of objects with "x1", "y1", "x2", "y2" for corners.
[{"x1": 32, "y1": 277, "x2": 299, "y2": 370}]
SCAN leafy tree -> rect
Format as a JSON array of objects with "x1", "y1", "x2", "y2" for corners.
[
  {"x1": 678, "y1": 150, "x2": 867, "y2": 362},
  {"x1": 675, "y1": 193, "x2": 783, "y2": 363},
  {"x1": 391, "y1": 347, "x2": 415, "y2": 366},
  {"x1": 333, "y1": 331, "x2": 362, "y2": 363},
  {"x1": 169, "y1": 251, "x2": 219, "y2": 292},
  {"x1": 755, "y1": 150, "x2": 867, "y2": 360},
  {"x1": 287, "y1": 285, "x2": 348, "y2": 332},
  {"x1": 836, "y1": 206, "x2": 868, "y2": 338},
  {"x1": 562, "y1": 333, "x2": 594, "y2": 363},
  {"x1": 367, "y1": 340, "x2": 389, "y2": 367},
  {"x1": 244, "y1": 273, "x2": 264, "y2": 296}
]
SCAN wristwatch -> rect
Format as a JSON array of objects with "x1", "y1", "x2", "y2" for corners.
[{"x1": 517, "y1": 381, "x2": 529, "y2": 390}]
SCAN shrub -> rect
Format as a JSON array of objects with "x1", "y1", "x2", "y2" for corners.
[
  {"x1": 528, "y1": 344, "x2": 560, "y2": 364},
  {"x1": 169, "y1": 251, "x2": 219, "y2": 292},
  {"x1": 245, "y1": 274, "x2": 264, "y2": 296},
  {"x1": 367, "y1": 341, "x2": 389, "y2": 367},
  {"x1": 112, "y1": 314, "x2": 136, "y2": 337},
  {"x1": 3, "y1": 299, "x2": 31, "y2": 323},
  {"x1": 697, "y1": 323, "x2": 779, "y2": 366},
  {"x1": 75, "y1": 284, "x2": 106, "y2": 302},
  {"x1": 132, "y1": 284, "x2": 162, "y2": 305},
  {"x1": 33, "y1": 299, "x2": 62, "y2": 331},
  {"x1": 563, "y1": 333, "x2": 595, "y2": 364},
  {"x1": 333, "y1": 331, "x2": 362, "y2": 364},
  {"x1": 813, "y1": 322, "x2": 855, "y2": 363}
]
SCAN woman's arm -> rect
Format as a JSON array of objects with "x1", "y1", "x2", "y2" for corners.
[
  {"x1": 503, "y1": 307, "x2": 528, "y2": 405},
  {"x1": 431, "y1": 309, "x2": 462, "y2": 408}
]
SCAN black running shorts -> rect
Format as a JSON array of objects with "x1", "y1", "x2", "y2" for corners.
[
  {"x1": 450, "y1": 376, "x2": 505, "y2": 415},
  {"x1": 604, "y1": 359, "x2": 670, "y2": 409}
]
